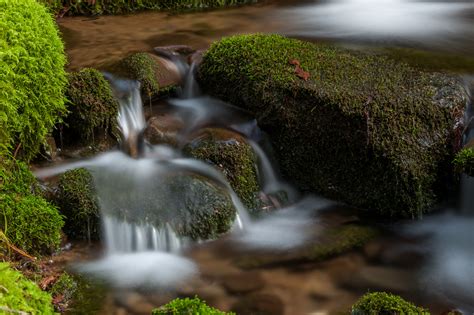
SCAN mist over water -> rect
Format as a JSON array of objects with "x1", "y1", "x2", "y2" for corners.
[
  {"x1": 277, "y1": 0, "x2": 474, "y2": 51},
  {"x1": 402, "y1": 213, "x2": 474, "y2": 311}
]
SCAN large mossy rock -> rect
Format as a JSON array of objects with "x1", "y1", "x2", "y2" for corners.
[
  {"x1": 57, "y1": 168, "x2": 100, "y2": 241},
  {"x1": 351, "y1": 292, "x2": 429, "y2": 314},
  {"x1": 63, "y1": 68, "x2": 119, "y2": 145},
  {"x1": 185, "y1": 132, "x2": 260, "y2": 209},
  {"x1": 0, "y1": 161, "x2": 64, "y2": 255},
  {"x1": 0, "y1": 262, "x2": 56, "y2": 314},
  {"x1": 198, "y1": 34, "x2": 467, "y2": 217},
  {"x1": 0, "y1": 0, "x2": 67, "y2": 161}
]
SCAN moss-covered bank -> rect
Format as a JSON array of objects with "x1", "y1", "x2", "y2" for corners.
[
  {"x1": 0, "y1": 262, "x2": 56, "y2": 314},
  {"x1": 0, "y1": 160, "x2": 64, "y2": 256},
  {"x1": 0, "y1": 0, "x2": 67, "y2": 161},
  {"x1": 198, "y1": 34, "x2": 467, "y2": 218},
  {"x1": 352, "y1": 292, "x2": 429, "y2": 314},
  {"x1": 39, "y1": 0, "x2": 256, "y2": 16}
]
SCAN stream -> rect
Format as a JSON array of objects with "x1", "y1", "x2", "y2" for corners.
[{"x1": 35, "y1": 0, "x2": 474, "y2": 314}]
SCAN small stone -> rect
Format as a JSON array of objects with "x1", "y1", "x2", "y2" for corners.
[{"x1": 221, "y1": 271, "x2": 265, "y2": 294}]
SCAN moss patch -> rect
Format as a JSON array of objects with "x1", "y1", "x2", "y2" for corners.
[
  {"x1": 56, "y1": 168, "x2": 100, "y2": 241},
  {"x1": 0, "y1": 262, "x2": 56, "y2": 314},
  {"x1": 186, "y1": 136, "x2": 259, "y2": 209},
  {"x1": 0, "y1": 0, "x2": 67, "y2": 161},
  {"x1": 453, "y1": 147, "x2": 474, "y2": 177},
  {"x1": 0, "y1": 160, "x2": 64, "y2": 255},
  {"x1": 63, "y1": 68, "x2": 118, "y2": 145},
  {"x1": 153, "y1": 297, "x2": 234, "y2": 315},
  {"x1": 351, "y1": 292, "x2": 430, "y2": 315},
  {"x1": 198, "y1": 34, "x2": 466, "y2": 218}
]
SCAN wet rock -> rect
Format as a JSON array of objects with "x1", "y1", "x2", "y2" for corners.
[
  {"x1": 154, "y1": 45, "x2": 196, "y2": 57},
  {"x1": 231, "y1": 293, "x2": 285, "y2": 315},
  {"x1": 143, "y1": 115, "x2": 181, "y2": 146},
  {"x1": 188, "y1": 49, "x2": 205, "y2": 66},
  {"x1": 362, "y1": 241, "x2": 384, "y2": 261},
  {"x1": 116, "y1": 292, "x2": 155, "y2": 314},
  {"x1": 221, "y1": 271, "x2": 265, "y2": 294},
  {"x1": 185, "y1": 129, "x2": 260, "y2": 209}
]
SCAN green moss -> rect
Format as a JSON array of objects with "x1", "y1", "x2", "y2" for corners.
[
  {"x1": 0, "y1": 0, "x2": 67, "y2": 161},
  {"x1": 39, "y1": 0, "x2": 256, "y2": 16},
  {"x1": 351, "y1": 292, "x2": 430, "y2": 315},
  {"x1": 453, "y1": 147, "x2": 474, "y2": 177},
  {"x1": 113, "y1": 53, "x2": 160, "y2": 100},
  {"x1": 0, "y1": 262, "x2": 56, "y2": 314},
  {"x1": 0, "y1": 160, "x2": 64, "y2": 255},
  {"x1": 57, "y1": 168, "x2": 100, "y2": 241},
  {"x1": 152, "y1": 297, "x2": 234, "y2": 315},
  {"x1": 198, "y1": 34, "x2": 466, "y2": 218},
  {"x1": 186, "y1": 138, "x2": 259, "y2": 209},
  {"x1": 236, "y1": 224, "x2": 378, "y2": 268},
  {"x1": 64, "y1": 68, "x2": 119, "y2": 144}
]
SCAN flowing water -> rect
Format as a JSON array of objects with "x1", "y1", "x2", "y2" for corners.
[{"x1": 33, "y1": 1, "x2": 474, "y2": 313}]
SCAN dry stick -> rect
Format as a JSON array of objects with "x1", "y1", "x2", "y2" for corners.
[
  {"x1": 12, "y1": 143, "x2": 21, "y2": 159},
  {"x1": 7, "y1": 242, "x2": 36, "y2": 261},
  {"x1": 0, "y1": 306, "x2": 28, "y2": 315}
]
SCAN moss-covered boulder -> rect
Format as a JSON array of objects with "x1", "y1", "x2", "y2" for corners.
[
  {"x1": 99, "y1": 173, "x2": 236, "y2": 240},
  {"x1": 0, "y1": 161, "x2": 64, "y2": 255},
  {"x1": 107, "y1": 52, "x2": 161, "y2": 101},
  {"x1": 453, "y1": 147, "x2": 474, "y2": 177},
  {"x1": 0, "y1": 262, "x2": 56, "y2": 314},
  {"x1": 0, "y1": 0, "x2": 67, "y2": 161},
  {"x1": 198, "y1": 34, "x2": 467, "y2": 217},
  {"x1": 186, "y1": 132, "x2": 259, "y2": 209},
  {"x1": 351, "y1": 292, "x2": 430, "y2": 315},
  {"x1": 63, "y1": 68, "x2": 118, "y2": 145},
  {"x1": 152, "y1": 297, "x2": 234, "y2": 315},
  {"x1": 56, "y1": 168, "x2": 100, "y2": 241}
]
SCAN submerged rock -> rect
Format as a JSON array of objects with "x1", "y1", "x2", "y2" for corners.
[{"x1": 198, "y1": 34, "x2": 467, "y2": 218}]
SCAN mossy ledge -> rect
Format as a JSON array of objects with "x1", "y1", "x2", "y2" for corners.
[
  {"x1": 39, "y1": 0, "x2": 256, "y2": 16},
  {"x1": 198, "y1": 34, "x2": 467, "y2": 218},
  {"x1": 351, "y1": 292, "x2": 430, "y2": 315}
]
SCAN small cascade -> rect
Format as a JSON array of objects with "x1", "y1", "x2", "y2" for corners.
[
  {"x1": 103, "y1": 216, "x2": 185, "y2": 253},
  {"x1": 181, "y1": 62, "x2": 200, "y2": 99}
]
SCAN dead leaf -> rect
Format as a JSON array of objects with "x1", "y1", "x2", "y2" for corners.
[
  {"x1": 289, "y1": 58, "x2": 310, "y2": 81},
  {"x1": 40, "y1": 276, "x2": 56, "y2": 290}
]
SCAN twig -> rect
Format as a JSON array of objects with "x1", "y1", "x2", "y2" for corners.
[
  {"x1": 12, "y1": 143, "x2": 21, "y2": 159},
  {"x1": 0, "y1": 306, "x2": 29, "y2": 315}
]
